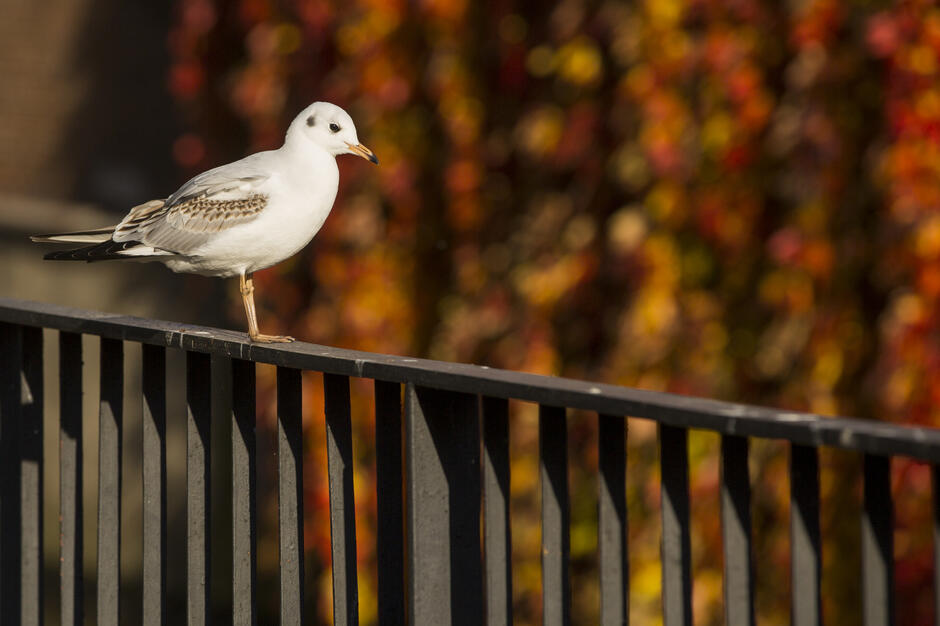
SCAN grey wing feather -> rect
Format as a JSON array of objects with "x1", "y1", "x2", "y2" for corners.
[
  {"x1": 165, "y1": 157, "x2": 271, "y2": 206},
  {"x1": 112, "y1": 155, "x2": 273, "y2": 254}
]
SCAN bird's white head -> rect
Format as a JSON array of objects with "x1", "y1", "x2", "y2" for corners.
[{"x1": 286, "y1": 101, "x2": 378, "y2": 164}]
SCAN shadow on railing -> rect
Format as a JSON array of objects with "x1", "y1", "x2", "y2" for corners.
[{"x1": 0, "y1": 296, "x2": 936, "y2": 625}]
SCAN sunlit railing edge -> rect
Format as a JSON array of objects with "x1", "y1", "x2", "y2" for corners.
[{"x1": 1, "y1": 296, "x2": 937, "y2": 463}]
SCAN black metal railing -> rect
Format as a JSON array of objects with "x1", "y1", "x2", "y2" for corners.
[{"x1": 1, "y1": 296, "x2": 939, "y2": 625}]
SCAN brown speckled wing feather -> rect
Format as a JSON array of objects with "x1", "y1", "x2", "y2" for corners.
[
  {"x1": 111, "y1": 156, "x2": 272, "y2": 253},
  {"x1": 164, "y1": 194, "x2": 267, "y2": 233},
  {"x1": 113, "y1": 194, "x2": 268, "y2": 254}
]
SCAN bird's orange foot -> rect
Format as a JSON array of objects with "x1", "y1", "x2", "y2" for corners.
[{"x1": 249, "y1": 333, "x2": 295, "y2": 343}]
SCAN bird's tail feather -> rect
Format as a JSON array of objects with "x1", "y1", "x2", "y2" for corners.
[
  {"x1": 31, "y1": 226, "x2": 115, "y2": 244},
  {"x1": 43, "y1": 240, "x2": 158, "y2": 262}
]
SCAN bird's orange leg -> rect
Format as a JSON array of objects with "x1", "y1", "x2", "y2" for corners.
[{"x1": 239, "y1": 272, "x2": 294, "y2": 343}]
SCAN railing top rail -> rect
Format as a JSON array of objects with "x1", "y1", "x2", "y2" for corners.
[{"x1": 2, "y1": 296, "x2": 938, "y2": 461}]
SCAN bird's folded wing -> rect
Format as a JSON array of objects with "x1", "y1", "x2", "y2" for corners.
[
  {"x1": 112, "y1": 158, "x2": 273, "y2": 254},
  {"x1": 165, "y1": 156, "x2": 272, "y2": 206}
]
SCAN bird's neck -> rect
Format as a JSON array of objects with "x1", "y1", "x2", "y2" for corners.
[
  {"x1": 280, "y1": 134, "x2": 337, "y2": 167},
  {"x1": 277, "y1": 138, "x2": 339, "y2": 195}
]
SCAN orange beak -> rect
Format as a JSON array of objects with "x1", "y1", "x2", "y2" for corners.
[{"x1": 346, "y1": 143, "x2": 379, "y2": 164}]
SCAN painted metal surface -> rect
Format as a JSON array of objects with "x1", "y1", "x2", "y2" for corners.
[{"x1": 0, "y1": 298, "x2": 935, "y2": 625}]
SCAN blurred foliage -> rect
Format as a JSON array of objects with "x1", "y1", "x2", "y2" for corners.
[{"x1": 169, "y1": 0, "x2": 940, "y2": 623}]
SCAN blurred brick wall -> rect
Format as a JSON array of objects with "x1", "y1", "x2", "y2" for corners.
[
  {"x1": 0, "y1": 0, "x2": 179, "y2": 209},
  {"x1": 0, "y1": 0, "x2": 90, "y2": 197}
]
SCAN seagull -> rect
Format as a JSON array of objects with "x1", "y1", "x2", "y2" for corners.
[{"x1": 31, "y1": 102, "x2": 378, "y2": 343}]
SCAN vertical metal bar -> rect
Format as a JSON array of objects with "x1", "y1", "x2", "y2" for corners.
[
  {"x1": 187, "y1": 351, "x2": 212, "y2": 625},
  {"x1": 933, "y1": 465, "x2": 940, "y2": 626},
  {"x1": 483, "y1": 396, "x2": 512, "y2": 626},
  {"x1": 0, "y1": 322, "x2": 23, "y2": 622},
  {"x1": 210, "y1": 355, "x2": 233, "y2": 621},
  {"x1": 325, "y1": 373, "x2": 358, "y2": 625},
  {"x1": 20, "y1": 326, "x2": 43, "y2": 626},
  {"x1": 659, "y1": 423, "x2": 691, "y2": 626},
  {"x1": 720, "y1": 434, "x2": 754, "y2": 626},
  {"x1": 862, "y1": 454, "x2": 894, "y2": 626},
  {"x1": 790, "y1": 443, "x2": 821, "y2": 626},
  {"x1": 405, "y1": 384, "x2": 482, "y2": 626},
  {"x1": 539, "y1": 404, "x2": 570, "y2": 626},
  {"x1": 60, "y1": 331, "x2": 83, "y2": 626},
  {"x1": 232, "y1": 359, "x2": 257, "y2": 626},
  {"x1": 598, "y1": 414, "x2": 627, "y2": 626},
  {"x1": 277, "y1": 367, "x2": 304, "y2": 626},
  {"x1": 375, "y1": 379, "x2": 404, "y2": 625},
  {"x1": 97, "y1": 337, "x2": 123, "y2": 626},
  {"x1": 142, "y1": 344, "x2": 167, "y2": 626}
]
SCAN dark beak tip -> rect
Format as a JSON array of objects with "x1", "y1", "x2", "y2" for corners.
[{"x1": 369, "y1": 153, "x2": 379, "y2": 165}]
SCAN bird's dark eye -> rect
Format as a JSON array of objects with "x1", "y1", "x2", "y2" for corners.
[{"x1": 329, "y1": 123, "x2": 341, "y2": 133}]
